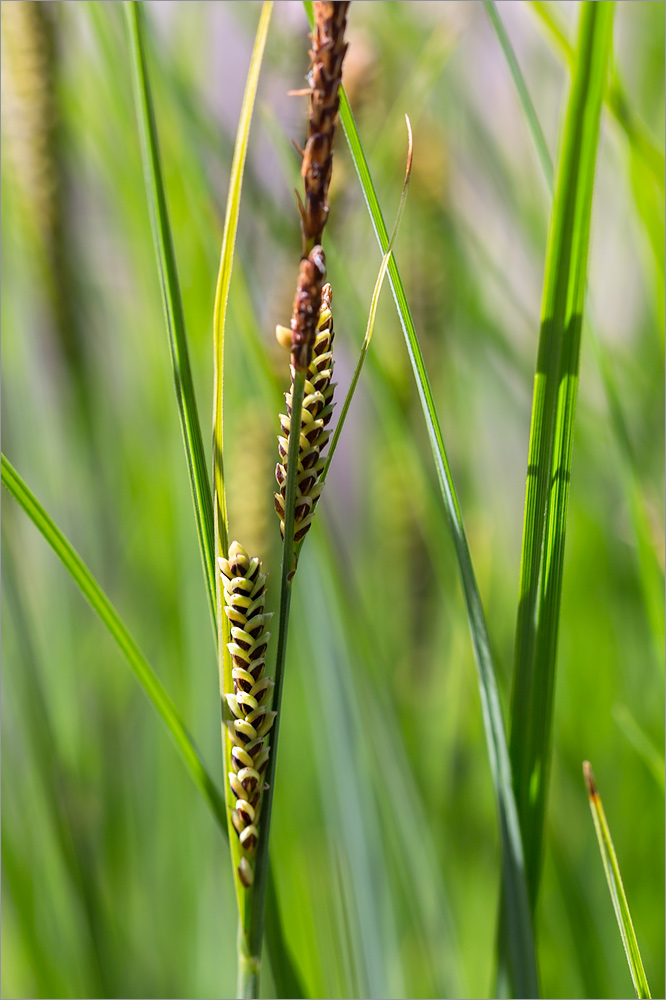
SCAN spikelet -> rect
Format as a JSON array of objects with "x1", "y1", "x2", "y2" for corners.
[
  {"x1": 219, "y1": 542, "x2": 276, "y2": 887},
  {"x1": 274, "y1": 283, "x2": 336, "y2": 550}
]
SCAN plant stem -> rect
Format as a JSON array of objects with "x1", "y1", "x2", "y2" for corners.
[
  {"x1": 237, "y1": 932, "x2": 261, "y2": 1000},
  {"x1": 240, "y1": 369, "x2": 307, "y2": 993}
]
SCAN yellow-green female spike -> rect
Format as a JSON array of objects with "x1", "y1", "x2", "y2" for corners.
[
  {"x1": 219, "y1": 542, "x2": 275, "y2": 887},
  {"x1": 275, "y1": 283, "x2": 336, "y2": 547}
]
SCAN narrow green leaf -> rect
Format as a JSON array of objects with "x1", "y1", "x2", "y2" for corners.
[
  {"x1": 212, "y1": 2, "x2": 272, "y2": 562},
  {"x1": 125, "y1": 1, "x2": 216, "y2": 627},
  {"x1": 305, "y1": 7, "x2": 538, "y2": 992},
  {"x1": 483, "y1": 1, "x2": 553, "y2": 189},
  {"x1": 206, "y1": 2, "x2": 276, "y2": 991},
  {"x1": 509, "y1": 2, "x2": 615, "y2": 913},
  {"x1": 1, "y1": 453, "x2": 227, "y2": 831},
  {"x1": 583, "y1": 762, "x2": 652, "y2": 999}
]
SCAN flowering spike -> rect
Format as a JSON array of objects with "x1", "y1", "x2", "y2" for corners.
[
  {"x1": 221, "y1": 542, "x2": 275, "y2": 888},
  {"x1": 275, "y1": 283, "x2": 335, "y2": 554}
]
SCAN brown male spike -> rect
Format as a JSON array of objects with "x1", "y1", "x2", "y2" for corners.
[{"x1": 288, "y1": 1, "x2": 349, "y2": 373}]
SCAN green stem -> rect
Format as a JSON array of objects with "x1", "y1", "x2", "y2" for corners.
[
  {"x1": 237, "y1": 930, "x2": 261, "y2": 1000},
  {"x1": 242, "y1": 369, "x2": 307, "y2": 989}
]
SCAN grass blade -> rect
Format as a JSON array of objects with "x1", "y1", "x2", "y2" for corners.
[
  {"x1": 311, "y1": 15, "x2": 538, "y2": 996},
  {"x1": 583, "y1": 762, "x2": 652, "y2": 999},
  {"x1": 125, "y1": 0, "x2": 216, "y2": 626},
  {"x1": 1, "y1": 452, "x2": 227, "y2": 831},
  {"x1": 509, "y1": 1, "x2": 615, "y2": 911},
  {"x1": 321, "y1": 115, "x2": 413, "y2": 485},
  {"x1": 483, "y1": 1, "x2": 553, "y2": 189}
]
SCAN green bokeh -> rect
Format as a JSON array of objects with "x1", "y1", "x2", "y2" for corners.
[{"x1": 2, "y1": 2, "x2": 663, "y2": 998}]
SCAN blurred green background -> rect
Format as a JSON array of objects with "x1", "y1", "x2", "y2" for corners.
[{"x1": 2, "y1": 2, "x2": 663, "y2": 998}]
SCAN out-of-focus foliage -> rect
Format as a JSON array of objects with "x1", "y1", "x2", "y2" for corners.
[{"x1": 2, "y1": 2, "x2": 663, "y2": 998}]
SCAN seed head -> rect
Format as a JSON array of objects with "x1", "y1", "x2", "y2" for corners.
[
  {"x1": 219, "y1": 542, "x2": 275, "y2": 887},
  {"x1": 275, "y1": 283, "x2": 336, "y2": 553}
]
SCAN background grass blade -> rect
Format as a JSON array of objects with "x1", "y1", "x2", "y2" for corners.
[
  {"x1": 508, "y1": 1, "x2": 614, "y2": 911},
  {"x1": 483, "y1": 1, "x2": 553, "y2": 190},
  {"x1": 308, "y1": 10, "x2": 538, "y2": 993},
  {"x1": 125, "y1": 0, "x2": 216, "y2": 626},
  {"x1": 528, "y1": 0, "x2": 664, "y2": 190},
  {"x1": 1, "y1": 452, "x2": 227, "y2": 831},
  {"x1": 583, "y1": 762, "x2": 652, "y2": 999}
]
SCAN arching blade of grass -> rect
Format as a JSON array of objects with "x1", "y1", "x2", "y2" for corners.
[
  {"x1": 208, "y1": 3, "x2": 275, "y2": 994},
  {"x1": 125, "y1": 1, "x2": 216, "y2": 627},
  {"x1": 303, "y1": 11, "x2": 537, "y2": 996},
  {"x1": 1, "y1": 453, "x2": 226, "y2": 831},
  {"x1": 583, "y1": 762, "x2": 652, "y2": 999},
  {"x1": 1, "y1": 452, "x2": 305, "y2": 999},
  {"x1": 508, "y1": 0, "x2": 614, "y2": 912}
]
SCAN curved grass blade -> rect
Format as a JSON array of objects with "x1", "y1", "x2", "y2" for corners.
[
  {"x1": 125, "y1": 0, "x2": 216, "y2": 627},
  {"x1": 309, "y1": 21, "x2": 538, "y2": 1000},
  {"x1": 212, "y1": 0, "x2": 273, "y2": 564},
  {"x1": 1, "y1": 452, "x2": 227, "y2": 830},
  {"x1": 509, "y1": 2, "x2": 615, "y2": 912},
  {"x1": 207, "y1": 3, "x2": 274, "y2": 992},
  {"x1": 2, "y1": 453, "x2": 307, "y2": 999},
  {"x1": 583, "y1": 762, "x2": 652, "y2": 999}
]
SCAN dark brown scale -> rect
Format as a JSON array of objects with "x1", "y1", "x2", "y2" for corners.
[
  {"x1": 242, "y1": 832, "x2": 257, "y2": 852},
  {"x1": 251, "y1": 641, "x2": 268, "y2": 661}
]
